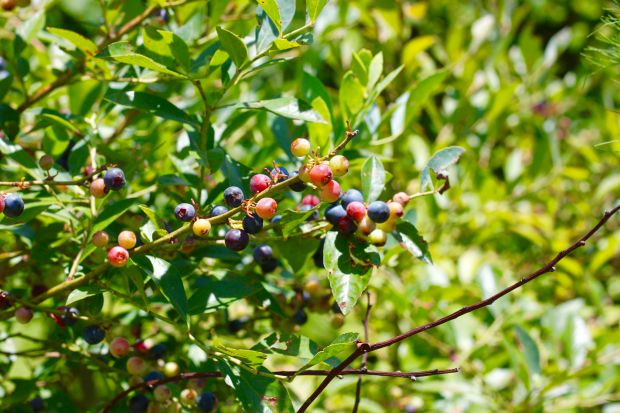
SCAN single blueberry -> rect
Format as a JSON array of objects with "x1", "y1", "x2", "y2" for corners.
[
  {"x1": 223, "y1": 186, "x2": 245, "y2": 208},
  {"x1": 128, "y1": 394, "x2": 149, "y2": 413},
  {"x1": 174, "y1": 203, "x2": 196, "y2": 222},
  {"x1": 3, "y1": 193, "x2": 25, "y2": 218},
  {"x1": 83, "y1": 325, "x2": 105, "y2": 345},
  {"x1": 340, "y1": 189, "x2": 364, "y2": 208},
  {"x1": 103, "y1": 168, "x2": 126, "y2": 191},
  {"x1": 197, "y1": 391, "x2": 218, "y2": 412},
  {"x1": 252, "y1": 244, "x2": 273, "y2": 265},
  {"x1": 242, "y1": 215, "x2": 263, "y2": 234},
  {"x1": 325, "y1": 204, "x2": 347, "y2": 225},
  {"x1": 367, "y1": 201, "x2": 390, "y2": 223},
  {"x1": 210, "y1": 205, "x2": 228, "y2": 217}
]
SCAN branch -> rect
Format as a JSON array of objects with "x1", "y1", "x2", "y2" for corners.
[
  {"x1": 101, "y1": 368, "x2": 459, "y2": 412},
  {"x1": 297, "y1": 205, "x2": 620, "y2": 412},
  {"x1": 0, "y1": 165, "x2": 109, "y2": 188},
  {"x1": 352, "y1": 292, "x2": 372, "y2": 413}
]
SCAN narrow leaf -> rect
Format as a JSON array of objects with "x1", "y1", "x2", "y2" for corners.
[
  {"x1": 216, "y1": 26, "x2": 248, "y2": 67},
  {"x1": 361, "y1": 156, "x2": 386, "y2": 203}
]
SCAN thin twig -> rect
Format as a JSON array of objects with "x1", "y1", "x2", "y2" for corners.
[
  {"x1": 353, "y1": 292, "x2": 373, "y2": 413},
  {"x1": 0, "y1": 164, "x2": 108, "y2": 188},
  {"x1": 101, "y1": 368, "x2": 458, "y2": 412},
  {"x1": 297, "y1": 205, "x2": 620, "y2": 412}
]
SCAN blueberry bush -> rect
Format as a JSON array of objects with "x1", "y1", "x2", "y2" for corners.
[{"x1": 1, "y1": 0, "x2": 620, "y2": 412}]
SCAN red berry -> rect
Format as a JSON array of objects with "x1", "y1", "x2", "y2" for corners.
[
  {"x1": 255, "y1": 198, "x2": 277, "y2": 219},
  {"x1": 108, "y1": 246, "x2": 129, "y2": 267},
  {"x1": 250, "y1": 174, "x2": 271, "y2": 194},
  {"x1": 309, "y1": 164, "x2": 333, "y2": 187},
  {"x1": 346, "y1": 201, "x2": 366, "y2": 222},
  {"x1": 291, "y1": 138, "x2": 311, "y2": 157},
  {"x1": 90, "y1": 178, "x2": 108, "y2": 198},
  {"x1": 15, "y1": 307, "x2": 33, "y2": 324},
  {"x1": 319, "y1": 180, "x2": 341, "y2": 203},
  {"x1": 301, "y1": 194, "x2": 320, "y2": 207},
  {"x1": 0, "y1": 195, "x2": 4, "y2": 214},
  {"x1": 110, "y1": 337, "x2": 130, "y2": 358}
]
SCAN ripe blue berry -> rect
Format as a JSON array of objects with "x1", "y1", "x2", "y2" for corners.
[
  {"x1": 367, "y1": 201, "x2": 391, "y2": 223},
  {"x1": 289, "y1": 171, "x2": 307, "y2": 192},
  {"x1": 174, "y1": 203, "x2": 195, "y2": 221},
  {"x1": 103, "y1": 167, "x2": 126, "y2": 191},
  {"x1": 197, "y1": 391, "x2": 218, "y2": 412},
  {"x1": 144, "y1": 370, "x2": 165, "y2": 382},
  {"x1": 210, "y1": 205, "x2": 228, "y2": 217},
  {"x1": 223, "y1": 186, "x2": 244, "y2": 208},
  {"x1": 325, "y1": 204, "x2": 347, "y2": 225},
  {"x1": 3, "y1": 193, "x2": 24, "y2": 218},
  {"x1": 300, "y1": 204, "x2": 319, "y2": 221},
  {"x1": 224, "y1": 229, "x2": 249, "y2": 251},
  {"x1": 61, "y1": 306, "x2": 80, "y2": 326},
  {"x1": 228, "y1": 316, "x2": 250, "y2": 333},
  {"x1": 270, "y1": 166, "x2": 289, "y2": 183},
  {"x1": 29, "y1": 397, "x2": 45, "y2": 412},
  {"x1": 128, "y1": 394, "x2": 149, "y2": 413},
  {"x1": 260, "y1": 258, "x2": 278, "y2": 273},
  {"x1": 148, "y1": 343, "x2": 167, "y2": 360},
  {"x1": 83, "y1": 325, "x2": 105, "y2": 344},
  {"x1": 242, "y1": 215, "x2": 263, "y2": 234},
  {"x1": 293, "y1": 309, "x2": 308, "y2": 325},
  {"x1": 253, "y1": 244, "x2": 273, "y2": 265},
  {"x1": 313, "y1": 239, "x2": 325, "y2": 268},
  {"x1": 340, "y1": 189, "x2": 364, "y2": 209}
]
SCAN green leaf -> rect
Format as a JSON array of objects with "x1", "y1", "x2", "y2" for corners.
[
  {"x1": 233, "y1": 98, "x2": 327, "y2": 123},
  {"x1": 361, "y1": 156, "x2": 386, "y2": 203},
  {"x1": 324, "y1": 232, "x2": 374, "y2": 315},
  {"x1": 393, "y1": 221, "x2": 432, "y2": 264},
  {"x1": 277, "y1": 208, "x2": 320, "y2": 237},
  {"x1": 216, "y1": 26, "x2": 248, "y2": 68},
  {"x1": 66, "y1": 286, "x2": 102, "y2": 306},
  {"x1": 92, "y1": 198, "x2": 135, "y2": 233},
  {"x1": 104, "y1": 90, "x2": 198, "y2": 127},
  {"x1": 514, "y1": 325, "x2": 541, "y2": 375},
  {"x1": 297, "y1": 332, "x2": 359, "y2": 373},
  {"x1": 142, "y1": 27, "x2": 191, "y2": 72},
  {"x1": 97, "y1": 41, "x2": 186, "y2": 78},
  {"x1": 420, "y1": 146, "x2": 465, "y2": 190},
  {"x1": 18, "y1": 10, "x2": 45, "y2": 43},
  {"x1": 271, "y1": 237, "x2": 319, "y2": 272},
  {"x1": 48, "y1": 27, "x2": 98, "y2": 54},
  {"x1": 408, "y1": 70, "x2": 448, "y2": 115},
  {"x1": 252, "y1": 332, "x2": 319, "y2": 360},
  {"x1": 340, "y1": 71, "x2": 365, "y2": 121},
  {"x1": 306, "y1": 0, "x2": 328, "y2": 22},
  {"x1": 187, "y1": 275, "x2": 263, "y2": 314},
  {"x1": 256, "y1": 0, "x2": 282, "y2": 32},
  {"x1": 218, "y1": 360, "x2": 295, "y2": 413},
  {"x1": 214, "y1": 339, "x2": 268, "y2": 368},
  {"x1": 367, "y1": 52, "x2": 383, "y2": 91},
  {"x1": 134, "y1": 256, "x2": 188, "y2": 322}
]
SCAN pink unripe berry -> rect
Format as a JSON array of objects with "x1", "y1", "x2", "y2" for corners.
[
  {"x1": 15, "y1": 307, "x2": 33, "y2": 324},
  {"x1": 329, "y1": 155, "x2": 349, "y2": 177},
  {"x1": 388, "y1": 201, "x2": 404, "y2": 218},
  {"x1": 255, "y1": 198, "x2": 277, "y2": 220},
  {"x1": 180, "y1": 388, "x2": 197, "y2": 404},
  {"x1": 301, "y1": 194, "x2": 320, "y2": 207},
  {"x1": 108, "y1": 246, "x2": 129, "y2": 267},
  {"x1": 393, "y1": 192, "x2": 410, "y2": 206},
  {"x1": 110, "y1": 337, "x2": 130, "y2": 358},
  {"x1": 291, "y1": 138, "x2": 311, "y2": 157},
  {"x1": 249, "y1": 174, "x2": 271, "y2": 194},
  {"x1": 92, "y1": 231, "x2": 109, "y2": 248},
  {"x1": 346, "y1": 201, "x2": 366, "y2": 222},
  {"x1": 192, "y1": 218, "x2": 212, "y2": 237},
  {"x1": 153, "y1": 385, "x2": 172, "y2": 402},
  {"x1": 38, "y1": 154, "x2": 54, "y2": 170},
  {"x1": 319, "y1": 180, "x2": 341, "y2": 203},
  {"x1": 126, "y1": 356, "x2": 147, "y2": 375},
  {"x1": 90, "y1": 178, "x2": 108, "y2": 198},
  {"x1": 309, "y1": 164, "x2": 333, "y2": 187},
  {"x1": 118, "y1": 230, "x2": 137, "y2": 249}
]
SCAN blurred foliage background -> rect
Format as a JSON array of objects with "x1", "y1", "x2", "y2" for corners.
[{"x1": 1, "y1": 0, "x2": 620, "y2": 412}]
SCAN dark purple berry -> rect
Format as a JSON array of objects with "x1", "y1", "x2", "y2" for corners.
[
  {"x1": 289, "y1": 171, "x2": 307, "y2": 192},
  {"x1": 252, "y1": 244, "x2": 273, "y2": 265},
  {"x1": 367, "y1": 201, "x2": 390, "y2": 223},
  {"x1": 292, "y1": 309, "x2": 308, "y2": 325},
  {"x1": 325, "y1": 204, "x2": 347, "y2": 225},
  {"x1": 61, "y1": 306, "x2": 80, "y2": 326},
  {"x1": 340, "y1": 189, "x2": 364, "y2": 209},
  {"x1": 242, "y1": 215, "x2": 263, "y2": 234},
  {"x1": 29, "y1": 396, "x2": 45, "y2": 412},
  {"x1": 148, "y1": 343, "x2": 167, "y2": 360},
  {"x1": 223, "y1": 186, "x2": 244, "y2": 208},
  {"x1": 83, "y1": 325, "x2": 105, "y2": 344},
  {"x1": 103, "y1": 168, "x2": 126, "y2": 191},
  {"x1": 260, "y1": 258, "x2": 278, "y2": 273},
  {"x1": 144, "y1": 370, "x2": 165, "y2": 383},
  {"x1": 3, "y1": 193, "x2": 24, "y2": 218},
  {"x1": 224, "y1": 229, "x2": 249, "y2": 251},
  {"x1": 210, "y1": 205, "x2": 228, "y2": 217},
  {"x1": 197, "y1": 391, "x2": 218, "y2": 412},
  {"x1": 270, "y1": 166, "x2": 289, "y2": 183},
  {"x1": 128, "y1": 394, "x2": 149, "y2": 413},
  {"x1": 174, "y1": 203, "x2": 195, "y2": 221}
]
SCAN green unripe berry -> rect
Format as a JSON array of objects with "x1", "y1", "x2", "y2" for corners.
[
  {"x1": 368, "y1": 229, "x2": 387, "y2": 246},
  {"x1": 38, "y1": 155, "x2": 54, "y2": 170}
]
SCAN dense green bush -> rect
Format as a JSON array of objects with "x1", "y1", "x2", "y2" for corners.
[{"x1": 1, "y1": 0, "x2": 620, "y2": 412}]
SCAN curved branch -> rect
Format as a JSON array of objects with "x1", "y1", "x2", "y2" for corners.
[
  {"x1": 297, "y1": 205, "x2": 620, "y2": 413},
  {"x1": 0, "y1": 165, "x2": 109, "y2": 188},
  {"x1": 101, "y1": 367, "x2": 459, "y2": 412}
]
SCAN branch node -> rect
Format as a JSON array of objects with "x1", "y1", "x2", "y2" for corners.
[{"x1": 578, "y1": 240, "x2": 586, "y2": 246}]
